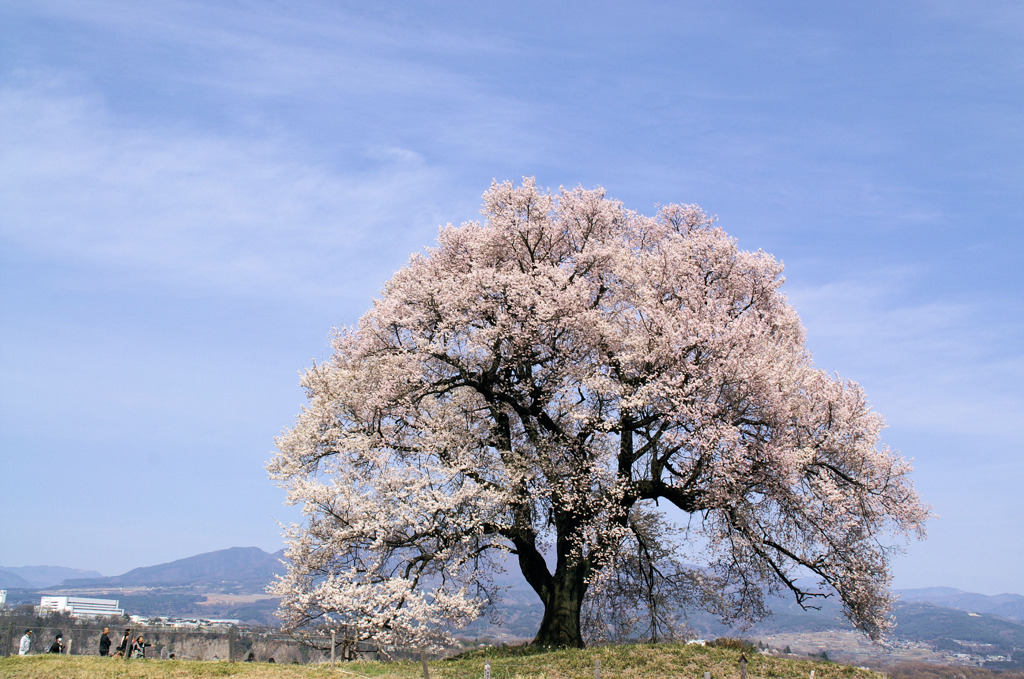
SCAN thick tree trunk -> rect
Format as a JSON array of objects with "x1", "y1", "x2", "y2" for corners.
[
  {"x1": 531, "y1": 566, "x2": 587, "y2": 648},
  {"x1": 509, "y1": 478, "x2": 597, "y2": 648}
]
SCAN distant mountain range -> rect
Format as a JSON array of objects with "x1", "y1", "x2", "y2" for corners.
[
  {"x1": 897, "y1": 586, "x2": 1024, "y2": 624},
  {"x1": 59, "y1": 546, "x2": 286, "y2": 591},
  {"x1": 727, "y1": 589, "x2": 1024, "y2": 637},
  {"x1": 0, "y1": 569, "x2": 33, "y2": 589},
  {"x1": 0, "y1": 565, "x2": 103, "y2": 589},
  {"x1": 1, "y1": 547, "x2": 289, "y2": 625},
  {"x1": 1, "y1": 546, "x2": 284, "y2": 592},
  {"x1": 3, "y1": 547, "x2": 1022, "y2": 644},
  {"x1": 892, "y1": 601, "x2": 1024, "y2": 648}
]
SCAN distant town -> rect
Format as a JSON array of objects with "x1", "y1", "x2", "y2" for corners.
[{"x1": 20, "y1": 594, "x2": 238, "y2": 628}]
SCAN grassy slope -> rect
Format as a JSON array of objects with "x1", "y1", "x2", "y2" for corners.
[{"x1": 0, "y1": 644, "x2": 874, "y2": 679}]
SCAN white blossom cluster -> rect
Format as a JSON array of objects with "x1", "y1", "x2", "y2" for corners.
[{"x1": 268, "y1": 179, "x2": 929, "y2": 647}]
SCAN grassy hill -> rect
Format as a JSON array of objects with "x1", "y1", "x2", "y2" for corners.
[{"x1": 0, "y1": 642, "x2": 873, "y2": 679}]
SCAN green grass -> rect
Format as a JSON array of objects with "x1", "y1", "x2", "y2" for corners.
[{"x1": 0, "y1": 644, "x2": 879, "y2": 679}]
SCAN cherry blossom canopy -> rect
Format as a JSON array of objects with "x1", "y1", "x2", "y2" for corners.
[{"x1": 269, "y1": 179, "x2": 928, "y2": 647}]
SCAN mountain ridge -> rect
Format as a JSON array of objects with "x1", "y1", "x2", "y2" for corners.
[
  {"x1": 60, "y1": 546, "x2": 286, "y2": 591},
  {"x1": 897, "y1": 587, "x2": 1024, "y2": 622},
  {"x1": 0, "y1": 565, "x2": 103, "y2": 589},
  {"x1": 5, "y1": 547, "x2": 1022, "y2": 638},
  {"x1": 7, "y1": 548, "x2": 1021, "y2": 612},
  {"x1": 0, "y1": 568, "x2": 35, "y2": 589}
]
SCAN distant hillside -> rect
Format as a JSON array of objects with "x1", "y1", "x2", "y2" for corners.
[
  {"x1": 893, "y1": 602, "x2": 1024, "y2": 648},
  {"x1": 676, "y1": 590, "x2": 1024, "y2": 652},
  {"x1": 0, "y1": 567, "x2": 34, "y2": 589},
  {"x1": 899, "y1": 587, "x2": 1024, "y2": 623},
  {"x1": 62, "y1": 546, "x2": 286, "y2": 592},
  {"x1": 0, "y1": 565, "x2": 103, "y2": 588},
  {"x1": 11, "y1": 545, "x2": 1022, "y2": 644}
]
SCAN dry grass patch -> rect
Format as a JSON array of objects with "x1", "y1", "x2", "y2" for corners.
[
  {"x1": 0, "y1": 656, "x2": 352, "y2": 678},
  {"x1": 0, "y1": 644, "x2": 880, "y2": 679}
]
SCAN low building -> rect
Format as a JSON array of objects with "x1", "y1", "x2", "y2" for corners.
[{"x1": 39, "y1": 596, "x2": 124, "y2": 618}]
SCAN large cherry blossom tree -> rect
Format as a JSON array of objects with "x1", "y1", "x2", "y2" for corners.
[{"x1": 268, "y1": 179, "x2": 928, "y2": 648}]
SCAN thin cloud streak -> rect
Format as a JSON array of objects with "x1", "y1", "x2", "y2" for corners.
[
  {"x1": 788, "y1": 271, "x2": 1023, "y2": 443},
  {"x1": 0, "y1": 80, "x2": 453, "y2": 302}
]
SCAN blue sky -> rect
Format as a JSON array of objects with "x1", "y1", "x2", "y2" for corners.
[{"x1": 1, "y1": 1, "x2": 1021, "y2": 596}]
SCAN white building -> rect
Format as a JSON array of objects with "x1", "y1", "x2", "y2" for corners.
[
  {"x1": 0, "y1": 589, "x2": 6, "y2": 607},
  {"x1": 39, "y1": 596, "x2": 124, "y2": 618}
]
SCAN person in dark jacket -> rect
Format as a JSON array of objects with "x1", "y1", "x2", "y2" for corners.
[
  {"x1": 48, "y1": 634, "x2": 65, "y2": 654},
  {"x1": 99, "y1": 627, "x2": 112, "y2": 656},
  {"x1": 116, "y1": 629, "x2": 131, "y2": 658}
]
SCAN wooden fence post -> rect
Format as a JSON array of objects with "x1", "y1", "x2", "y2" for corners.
[{"x1": 331, "y1": 631, "x2": 336, "y2": 668}]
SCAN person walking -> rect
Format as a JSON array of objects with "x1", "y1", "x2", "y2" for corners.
[
  {"x1": 99, "y1": 627, "x2": 112, "y2": 656},
  {"x1": 18, "y1": 629, "x2": 32, "y2": 655},
  {"x1": 48, "y1": 633, "x2": 65, "y2": 654}
]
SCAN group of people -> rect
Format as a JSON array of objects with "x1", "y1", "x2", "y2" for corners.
[
  {"x1": 102, "y1": 628, "x2": 151, "y2": 658},
  {"x1": 17, "y1": 627, "x2": 150, "y2": 659},
  {"x1": 17, "y1": 630, "x2": 64, "y2": 655},
  {"x1": 18, "y1": 630, "x2": 64, "y2": 655},
  {"x1": 16, "y1": 628, "x2": 280, "y2": 662}
]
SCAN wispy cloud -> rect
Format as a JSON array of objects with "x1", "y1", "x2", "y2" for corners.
[
  {"x1": 787, "y1": 268, "x2": 1023, "y2": 445},
  {"x1": 0, "y1": 79, "x2": 459, "y2": 302}
]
